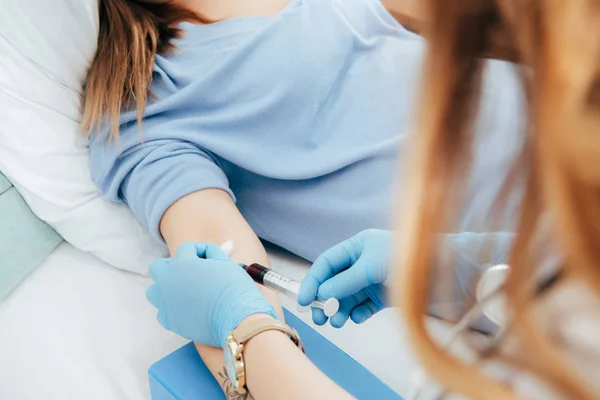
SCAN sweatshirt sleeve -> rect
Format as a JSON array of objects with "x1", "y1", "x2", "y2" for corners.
[{"x1": 90, "y1": 136, "x2": 234, "y2": 242}]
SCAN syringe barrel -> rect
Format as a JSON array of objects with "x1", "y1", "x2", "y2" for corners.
[
  {"x1": 243, "y1": 263, "x2": 302, "y2": 298},
  {"x1": 243, "y1": 263, "x2": 339, "y2": 316}
]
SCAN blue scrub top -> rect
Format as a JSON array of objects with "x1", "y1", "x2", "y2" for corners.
[{"x1": 89, "y1": 0, "x2": 524, "y2": 262}]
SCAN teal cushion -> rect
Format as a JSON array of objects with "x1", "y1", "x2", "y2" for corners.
[
  {"x1": 0, "y1": 173, "x2": 62, "y2": 303},
  {"x1": 0, "y1": 173, "x2": 11, "y2": 195}
]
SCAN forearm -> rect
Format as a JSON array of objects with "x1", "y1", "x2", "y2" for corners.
[
  {"x1": 243, "y1": 319, "x2": 352, "y2": 400},
  {"x1": 161, "y1": 190, "x2": 283, "y2": 316},
  {"x1": 161, "y1": 190, "x2": 267, "y2": 262},
  {"x1": 161, "y1": 189, "x2": 284, "y2": 398}
]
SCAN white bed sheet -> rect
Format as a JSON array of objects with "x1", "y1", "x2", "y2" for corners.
[{"x1": 0, "y1": 243, "x2": 427, "y2": 400}]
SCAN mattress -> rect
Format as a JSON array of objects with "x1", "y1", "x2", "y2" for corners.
[{"x1": 0, "y1": 242, "x2": 431, "y2": 400}]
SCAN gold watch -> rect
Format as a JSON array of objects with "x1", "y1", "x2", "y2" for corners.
[{"x1": 223, "y1": 317, "x2": 304, "y2": 394}]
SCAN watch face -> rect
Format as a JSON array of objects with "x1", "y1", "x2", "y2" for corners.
[{"x1": 224, "y1": 340, "x2": 239, "y2": 389}]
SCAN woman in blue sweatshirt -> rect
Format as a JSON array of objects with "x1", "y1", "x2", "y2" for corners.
[{"x1": 84, "y1": 0, "x2": 523, "y2": 396}]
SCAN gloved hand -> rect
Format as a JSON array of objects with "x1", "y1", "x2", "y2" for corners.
[
  {"x1": 146, "y1": 242, "x2": 278, "y2": 348},
  {"x1": 298, "y1": 229, "x2": 392, "y2": 328}
]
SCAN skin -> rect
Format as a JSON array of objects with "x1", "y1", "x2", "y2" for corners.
[
  {"x1": 159, "y1": 1, "x2": 427, "y2": 398},
  {"x1": 180, "y1": 0, "x2": 293, "y2": 21},
  {"x1": 161, "y1": 190, "x2": 284, "y2": 400},
  {"x1": 179, "y1": 0, "x2": 427, "y2": 25},
  {"x1": 235, "y1": 315, "x2": 352, "y2": 400}
]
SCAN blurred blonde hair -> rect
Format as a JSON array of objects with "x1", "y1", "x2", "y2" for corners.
[{"x1": 394, "y1": 0, "x2": 600, "y2": 398}]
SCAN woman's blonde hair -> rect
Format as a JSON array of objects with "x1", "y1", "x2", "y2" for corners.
[
  {"x1": 81, "y1": 0, "x2": 202, "y2": 139},
  {"x1": 395, "y1": 0, "x2": 600, "y2": 398}
]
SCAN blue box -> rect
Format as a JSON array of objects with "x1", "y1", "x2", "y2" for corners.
[{"x1": 149, "y1": 309, "x2": 402, "y2": 399}]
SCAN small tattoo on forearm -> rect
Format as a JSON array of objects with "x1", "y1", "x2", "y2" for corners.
[{"x1": 218, "y1": 367, "x2": 249, "y2": 400}]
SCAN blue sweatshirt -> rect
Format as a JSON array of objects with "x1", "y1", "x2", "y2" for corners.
[{"x1": 89, "y1": 0, "x2": 524, "y2": 265}]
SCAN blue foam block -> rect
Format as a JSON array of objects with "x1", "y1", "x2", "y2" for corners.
[{"x1": 149, "y1": 309, "x2": 402, "y2": 400}]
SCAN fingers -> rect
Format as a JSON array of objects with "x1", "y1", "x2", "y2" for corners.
[
  {"x1": 299, "y1": 238, "x2": 359, "y2": 306},
  {"x1": 149, "y1": 288, "x2": 168, "y2": 330},
  {"x1": 317, "y1": 257, "x2": 370, "y2": 300},
  {"x1": 350, "y1": 299, "x2": 379, "y2": 324},
  {"x1": 311, "y1": 307, "x2": 328, "y2": 326},
  {"x1": 149, "y1": 258, "x2": 170, "y2": 281},
  {"x1": 363, "y1": 284, "x2": 387, "y2": 309},
  {"x1": 330, "y1": 291, "x2": 368, "y2": 328},
  {"x1": 174, "y1": 242, "x2": 207, "y2": 260},
  {"x1": 174, "y1": 242, "x2": 230, "y2": 261},
  {"x1": 298, "y1": 273, "x2": 321, "y2": 306},
  {"x1": 146, "y1": 285, "x2": 161, "y2": 308},
  {"x1": 203, "y1": 243, "x2": 231, "y2": 261},
  {"x1": 157, "y1": 309, "x2": 168, "y2": 329},
  {"x1": 310, "y1": 291, "x2": 372, "y2": 328}
]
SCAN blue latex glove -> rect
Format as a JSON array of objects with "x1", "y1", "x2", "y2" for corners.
[
  {"x1": 146, "y1": 242, "x2": 278, "y2": 348},
  {"x1": 298, "y1": 229, "x2": 392, "y2": 328}
]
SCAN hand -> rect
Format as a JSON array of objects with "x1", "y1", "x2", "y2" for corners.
[
  {"x1": 146, "y1": 242, "x2": 278, "y2": 348},
  {"x1": 298, "y1": 229, "x2": 392, "y2": 328}
]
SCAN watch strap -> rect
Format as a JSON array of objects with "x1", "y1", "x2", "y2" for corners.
[{"x1": 232, "y1": 317, "x2": 304, "y2": 353}]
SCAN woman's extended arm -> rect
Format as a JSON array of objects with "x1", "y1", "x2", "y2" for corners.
[
  {"x1": 240, "y1": 315, "x2": 352, "y2": 400},
  {"x1": 160, "y1": 189, "x2": 285, "y2": 399},
  {"x1": 147, "y1": 243, "x2": 352, "y2": 400}
]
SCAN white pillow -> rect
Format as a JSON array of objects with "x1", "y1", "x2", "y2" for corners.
[{"x1": 0, "y1": 0, "x2": 168, "y2": 274}]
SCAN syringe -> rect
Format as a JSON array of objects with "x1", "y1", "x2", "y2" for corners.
[
  {"x1": 242, "y1": 263, "x2": 340, "y2": 318},
  {"x1": 219, "y1": 240, "x2": 339, "y2": 318}
]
